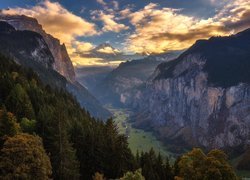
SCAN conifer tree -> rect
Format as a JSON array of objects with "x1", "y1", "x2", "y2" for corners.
[
  {"x1": 5, "y1": 83, "x2": 35, "y2": 120},
  {"x1": 48, "y1": 102, "x2": 80, "y2": 180}
]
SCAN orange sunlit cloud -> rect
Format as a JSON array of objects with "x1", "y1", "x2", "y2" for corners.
[{"x1": 125, "y1": 0, "x2": 250, "y2": 54}]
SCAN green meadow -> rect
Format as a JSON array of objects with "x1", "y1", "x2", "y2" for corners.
[{"x1": 108, "y1": 107, "x2": 172, "y2": 158}]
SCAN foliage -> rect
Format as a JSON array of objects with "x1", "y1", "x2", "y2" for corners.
[
  {"x1": 136, "y1": 148, "x2": 174, "y2": 180},
  {"x1": 120, "y1": 169, "x2": 145, "y2": 180},
  {"x1": 176, "y1": 148, "x2": 238, "y2": 180},
  {"x1": 0, "y1": 109, "x2": 20, "y2": 138},
  {"x1": 70, "y1": 118, "x2": 136, "y2": 179},
  {"x1": 93, "y1": 172, "x2": 106, "y2": 180},
  {"x1": 0, "y1": 133, "x2": 52, "y2": 180},
  {"x1": 5, "y1": 83, "x2": 35, "y2": 120},
  {"x1": 20, "y1": 117, "x2": 36, "y2": 133}
]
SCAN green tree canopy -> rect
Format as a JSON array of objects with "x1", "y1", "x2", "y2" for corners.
[
  {"x1": 120, "y1": 169, "x2": 145, "y2": 180},
  {"x1": 20, "y1": 117, "x2": 36, "y2": 133},
  {"x1": 5, "y1": 83, "x2": 35, "y2": 120}
]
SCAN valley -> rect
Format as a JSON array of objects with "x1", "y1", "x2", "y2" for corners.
[{"x1": 108, "y1": 106, "x2": 172, "y2": 158}]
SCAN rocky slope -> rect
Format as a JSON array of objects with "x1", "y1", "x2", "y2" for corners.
[
  {"x1": 0, "y1": 21, "x2": 110, "y2": 119},
  {"x1": 93, "y1": 51, "x2": 181, "y2": 106},
  {"x1": 0, "y1": 15, "x2": 75, "y2": 82},
  {"x1": 131, "y1": 29, "x2": 250, "y2": 150}
]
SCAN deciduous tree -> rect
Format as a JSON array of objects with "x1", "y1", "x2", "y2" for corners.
[{"x1": 0, "y1": 133, "x2": 52, "y2": 180}]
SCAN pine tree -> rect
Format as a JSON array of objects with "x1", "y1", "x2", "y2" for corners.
[
  {"x1": 48, "y1": 102, "x2": 80, "y2": 180},
  {"x1": 5, "y1": 83, "x2": 35, "y2": 120}
]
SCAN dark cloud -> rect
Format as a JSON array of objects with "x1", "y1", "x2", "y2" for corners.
[{"x1": 224, "y1": 11, "x2": 250, "y2": 32}]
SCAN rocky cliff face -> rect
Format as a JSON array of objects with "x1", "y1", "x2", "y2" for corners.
[
  {"x1": 132, "y1": 29, "x2": 250, "y2": 150},
  {"x1": 0, "y1": 15, "x2": 75, "y2": 82}
]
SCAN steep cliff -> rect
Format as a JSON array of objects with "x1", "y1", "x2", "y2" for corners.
[
  {"x1": 0, "y1": 15, "x2": 75, "y2": 82},
  {"x1": 132, "y1": 29, "x2": 250, "y2": 150},
  {"x1": 0, "y1": 21, "x2": 111, "y2": 119}
]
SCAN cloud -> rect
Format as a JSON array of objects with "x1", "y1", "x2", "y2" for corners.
[
  {"x1": 71, "y1": 55, "x2": 105, "y2": 66},
  {"x1": 125, "y1": 1, "x2": 250, "y2": 54},
  {"x1": 79, "y1": 7, "x2": 86, "y2": 14},
  {"x1": 72, "y1": 44, "x2": 129, "y2": 66},
  {"x1": 120, "y1": 8, "x2": 132, "y2": 18},
  {"x1": 2, "y1": 0, "x2": 98, "y2": 44},
  {"x1": 72, "y1": 53, "x2": 125, "y2": 67},
  {"x1": 214, "y1": 0, "x2": 250, "y2": 32},
  {"x1": 96, "y1": 0, "x2": 106, "y2": 6},
  {"x1": 74, "y1": 41, "x2": 94, "y2": 52},
  {"x1": 92, "y1": 10, "x2": 129, "y2": 33},
  {"x1": 112, "y1": 1, "x2": 119, "y2": 10}
]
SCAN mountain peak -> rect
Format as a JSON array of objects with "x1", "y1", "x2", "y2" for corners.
[{"x1": 93, "y1": 43, "x2": 121, "y2": 55}]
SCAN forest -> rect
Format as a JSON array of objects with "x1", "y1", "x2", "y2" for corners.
[{"x1": 0, "y1": 54, "x2": 241, "y2": 179}]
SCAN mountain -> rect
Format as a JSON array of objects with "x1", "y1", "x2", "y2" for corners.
[
  {"x1": 92, "y1": 51, "x2": 181, "y2": 106},
  {"x1": 130, "y1": 29, "x2": 250, "y2": 150},
  {"x1": 93, "y1": 43, "x2": 122, "y2": 56},
  {"x1": 0, "y1": 15, "x2": 75, "y2": 82},
  {"x1": 0, "y1": 20, "x2": 110, "y2": 119}
]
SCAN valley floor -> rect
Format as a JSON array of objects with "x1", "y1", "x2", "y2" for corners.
[{"x1": 107, "y1": 106, "x2": 173, "y2": 158}]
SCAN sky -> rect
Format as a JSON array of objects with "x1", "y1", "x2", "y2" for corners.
[{"x1": 0, "y1": 0, "x2": 250, "y2": 66}]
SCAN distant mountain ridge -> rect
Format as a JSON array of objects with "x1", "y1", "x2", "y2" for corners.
[
  {"x1": 75, "y1": 66, "x2": 113, "y2": 92},
  {"x1": 0, "y1": 20, "x2": 111, "y2": 119},
  {"x1": 130, "y1": 28, "x2": 250, "y2": 150},
  {"x1": 92, "y1": 51, "x2": 182, "y2": 106}
]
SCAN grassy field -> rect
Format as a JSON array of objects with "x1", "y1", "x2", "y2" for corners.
[{"x1": 108, "y1": 107, "x2": 172, "y2": 158}]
